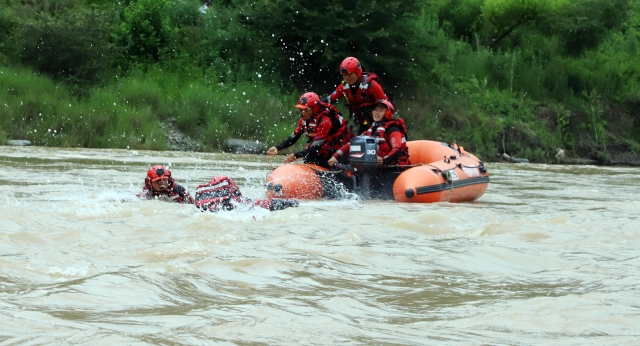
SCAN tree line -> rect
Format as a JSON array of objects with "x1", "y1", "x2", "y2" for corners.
[{"x1": 0, "y1": 0, "x2": 638, "y2": 163}]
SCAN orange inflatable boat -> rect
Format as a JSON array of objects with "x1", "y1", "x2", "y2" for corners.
[
  {"x1": 265, "y1": 138, "x2": 489, "y2": 203},
  {"x1": 265, "y1": 163, "x2": 348, "y2": 199}
]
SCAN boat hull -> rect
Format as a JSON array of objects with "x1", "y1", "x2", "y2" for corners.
[{"x1": 393, "y1": 156, "x2": 489, "y2": 203}]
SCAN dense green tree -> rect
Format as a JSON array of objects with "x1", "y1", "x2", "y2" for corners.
[
  {"x1": 5, "y1": 0, "x2": 117, "y2": 89},
  {"x1": 115, "y1": 0, "x2": 177, "y2": 64},
  {"x1": 0, "y1": 0, "x2": 639, "y2": 162},
  {"x1": 168, "y1": 0, "x2": 201, "y2": 28},
  {"x1": 545, "y1": 0, "x2": 629, "y2": 55},
  {"x1": 211, "y1": 0, "x2": 428, "y2": 90},
  {"x1": 436, "y1": 0, "x2": 484, "y2": 42},
  {"x1": 482, "y1": 0, "x2": 562, "y2": 48},
  {"x1": 0, "y1": 6, "x2": 16, "y2": 63},
  {"x1": 436, "y1": 0, "x2": 629, "y2": 54}
]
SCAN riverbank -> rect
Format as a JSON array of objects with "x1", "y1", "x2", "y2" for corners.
[
  {"x1": 8, "y1": 130, "x2": 640, "y2": 166},
  {"x1": 499, "y1": 149, "x2": 640, "y2": 166},
  {"x1": 1, "y1": 64, "x2": 638, "y2": 165},
  {"x1": 1, "y1": 0, "x2": 639, "y2": 167}
]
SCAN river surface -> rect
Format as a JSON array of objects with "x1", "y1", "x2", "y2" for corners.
[{"x1": 1, "y1": 146, "x2": 639, "y2": 345}]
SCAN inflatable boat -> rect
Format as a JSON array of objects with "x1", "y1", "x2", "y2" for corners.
[{"x1": 265, "y1": 137, "x2": 489, "y2": 203}]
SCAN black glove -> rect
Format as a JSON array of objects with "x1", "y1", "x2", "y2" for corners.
[
  {"x1": 360, "y1": 105, "x2": 374, "y2": 125},
  {"x1": 360, "y1": 105, "x2": 373, "y2": 118},
  {"x1": 333, "y1": 163, "x2": 353, "y2": 172},
  {"x1": 270, "y1": 198, "x2": 299, "y2": 210}
]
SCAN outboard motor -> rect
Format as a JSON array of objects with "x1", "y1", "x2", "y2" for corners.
[
  {"x1": 348, "y1": 136, "x2": 378, "y2": 172},
  {"x1": 348, "y1": 135, "x2": 378, "y2": 199}
]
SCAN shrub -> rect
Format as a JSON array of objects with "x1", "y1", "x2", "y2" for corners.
[
  {"x1": 6, "y1": 0, "x2": 117, "y2": 90},
  {"x1": 115, "y1": 0, "x2": 177, "y2": 64}
]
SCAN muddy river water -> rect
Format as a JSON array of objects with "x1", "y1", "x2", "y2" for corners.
[{"x1": 1, "y1": 146, "x2": 639, "y2": 345}]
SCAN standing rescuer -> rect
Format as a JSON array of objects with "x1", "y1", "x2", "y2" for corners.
[
  {"x1": 324, "y1": 57, "x2": 390, "y2": 134},
  {"x1": 266, "y1": 92, "x2": 351, "y2": 168},
  {"x1": 328, "y1": 99, "x2": 410, "y2": 168}
]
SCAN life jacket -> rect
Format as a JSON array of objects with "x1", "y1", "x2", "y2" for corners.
[
  {"x1": 365, "y1": 118, "x2": 410, "y2": 165},
  {"x1": 295, "y1": 115, "x2": 318, "y2": 143},
  {"x1": 341, "y1": 72, "x2": 387, "y2": 124},
  {"x1": 343, "y1": 72, "x2": 382, "y2": 103},
  {"x1": 298, "y1": 102, "x2": 352, "y2": 158},
  {"x1": 194, "y1": 176, "x2": 244, "y2": 212},
  {"x1": 141, "y1": 177, "x2": 194, "y2": 204},
  {"x1": 391, "y1": 117, "x2": 408, "y2": 141},
  {"x1": 342, "y1": 72, "x2": 393, "y2": 126},
  {"x1": 194, "y1": 176, "x2": 300, "y2": 212},
  {"x1": 316, "y1": 101, "x2": 352, "y2": 150}
]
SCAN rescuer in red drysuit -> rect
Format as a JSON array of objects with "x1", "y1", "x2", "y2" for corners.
[
  {"x1": 139, "y1": 166, "x2": 298, "y2": 211},
  {"x1": 138, "y1": 165, "x2": 195, "y2": 204},
  {"x1": 324, "y1": 57, "x2": 390, "y2": 134},
  {"x1": 328, "y1": 99, "x2": 410, "y2": 169},
  {"x1": 266, "y1": 92, "x2": 351, "y2": 168}
]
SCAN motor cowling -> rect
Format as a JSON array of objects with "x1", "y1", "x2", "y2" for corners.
[{"x1": 349, "y1": 135, "x2": 378, "y2": 172}]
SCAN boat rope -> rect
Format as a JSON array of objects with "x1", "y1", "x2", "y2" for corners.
[
  {"x1": 381, "y1": 163, "x2": 426, "y2": 169},
  {"x1": 457, "y1": 162, "x2": 485, "y2": 169},
  {"x1": 293, "y1": 161, "x2": 486, "y2": 178},
  {"x1": 325, "y1": 162, "x2": 430, "y2": 174},
  {"x1": 453, "y1": 162, "x2": 488, "y2": 174},
  {"x1": 321, "y1": 168, "x2": 345, "y2": 174}
]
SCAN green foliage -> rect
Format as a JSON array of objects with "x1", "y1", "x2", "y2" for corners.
[
  {"x1": 582, "y1": 89, "x2": 607, "y2": 152},
  {"x1": 482, "y1": 0, "x2": 564, "y2": 47},
  {"x1": 628, "y1": 139, "x2": 640, "y2": 154},
  {"x1": 0, "y1": 129, "x2": 6, "y2": 146},
  {"x1": 438, "y1": 0, "x2": 629, "y2": 56},
  {"x1": 4, "y1": 0, "x2": 117, "y2": 90},
  {"x1": 168, "y1": 0, "x2": 200, "y2": 28},
  {"x1": 0, "y1": 0, "x2": 638, "y2": 162},
  {"x1": 188, "y1": 6, "x2": 276, "y2": 86},
  {"x1": 554, "y1": 104, "x2": 573, "y2": 147},
  {"x1": 546, "y1": 0, "x2": 630, "y2": 55},
  {"x1": 0, "y1": 64, "x2": 300, "y2": 151},
  {"x1": 0, "y1": 5, "x2": 16, "y2": 43},
  {"x1": 437, "y1": 0, "x2": 484, "y2": 41},
  {"x1": 93, "y1": 67, "x2": 301, "y2": 150},
  {"x1": 115, "y1": 0, "x2": 177, "y2": 64},
  {"x1": 212, "y1": 0, "x2": 428, "y2": 89},
  {"x1": 0, "y1": 66, "x2": 164, "y2": 149}
]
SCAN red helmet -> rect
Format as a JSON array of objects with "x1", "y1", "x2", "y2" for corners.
[
  {"x1": 147, "y1": 165, "x2": 171, "y2": 181},
  {"x1": 375, "y1": 99, "x2": 396, "y2": 121},
  {"x1": 295, "y1": 92, "x2": 321, "y2": 113},
  {"x1": 340, "y1": 57, "x2": 362, "y2": 78}
]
